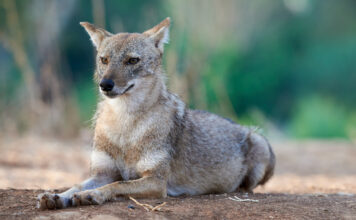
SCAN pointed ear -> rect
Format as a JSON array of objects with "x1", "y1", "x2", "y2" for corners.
[
  {"x1": 143, "y1": 17, "x2": 170, "y2": 53},
  {"x1": 80, "y1": 22, "x2": 112, "y2": 49}
]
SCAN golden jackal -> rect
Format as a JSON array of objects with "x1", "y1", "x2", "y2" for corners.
[{"x1": 37, "y1": 18, "x2": 275, "y2": 210}]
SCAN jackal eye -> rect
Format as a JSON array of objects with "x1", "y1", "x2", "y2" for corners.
[
  {"x1": 126, "y1": 57, "x2": 140, "y2": 65},
  {"x1": 100, "y1": 56, "x2": 109, "y2": 65}
]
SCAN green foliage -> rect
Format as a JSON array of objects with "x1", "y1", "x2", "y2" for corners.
[
  {"x1": 288, "y1": 96, "x2": 349, "y2": 138},
  {"x1": 1, "y1": 0, "x2": 356, "y2": 138},
  {"x1": 72, "y1": 80, "x2": 97, "y2": 125}
]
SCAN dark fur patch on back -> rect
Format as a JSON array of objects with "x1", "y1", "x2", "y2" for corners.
[
  {"x1": 192, "y1": 110, "x2": 238, "y2": 125},
  {"x1": 167, "y1": 109, "x2": 187, "y2": 159}
]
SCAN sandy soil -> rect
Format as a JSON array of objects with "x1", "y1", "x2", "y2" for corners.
[{"x1": 0, "y1": 134, "x2": 355, "y2": 219}]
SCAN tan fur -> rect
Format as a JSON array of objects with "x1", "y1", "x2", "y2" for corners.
[{"x1": 37, "y1": 17, "x2": 275, "y2": 210}]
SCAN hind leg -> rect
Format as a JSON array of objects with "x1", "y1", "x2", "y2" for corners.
[
  {"x1": 239, "y1": 132, "x2": 275, "y2": 191},
  {"x1": 239, "y1": 163, "x2": 267, "y2": 191}
]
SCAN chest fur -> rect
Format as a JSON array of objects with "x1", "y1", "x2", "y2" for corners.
[
  {"x1": 93, "y1": 103, "x2": 172, "y2": 180},
  {"x1": 92, "y1": 132, "x2": 170, "y2": 181}
]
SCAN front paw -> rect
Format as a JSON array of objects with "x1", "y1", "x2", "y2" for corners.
[
  {"x1": 37, "y1": 192, "x2": 64, "y2": 210},
  {"x1": 71, "y1": 190, "x2": 105, "y2": 206}
]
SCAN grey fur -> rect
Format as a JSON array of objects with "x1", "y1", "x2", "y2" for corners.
[{"x1": 36, "y1": 17, "x2": 275, "y2": 210}]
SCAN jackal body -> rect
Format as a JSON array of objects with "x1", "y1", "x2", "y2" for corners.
[{"x1": 37, "y1": 18, "x2": 275, "y2": 209}]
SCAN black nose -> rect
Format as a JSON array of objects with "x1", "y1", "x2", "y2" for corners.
[{"x1": 100, "y1": 79, "x2": 115, "y2": 92}]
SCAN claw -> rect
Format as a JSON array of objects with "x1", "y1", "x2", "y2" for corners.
[
  {"x1": 86, "y1": 195, "x2": 93, "y2": 202},
  {"x1": 37, "y1": 193, "x2": 67, "y2": 210},
  {"x1": 45, "y1": 198, "x2": 55, "y2": 210}
]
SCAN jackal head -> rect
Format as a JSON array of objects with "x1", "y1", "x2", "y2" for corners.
[{"x1": 80, "y1": 18, "x2": 170, "y2": 98}]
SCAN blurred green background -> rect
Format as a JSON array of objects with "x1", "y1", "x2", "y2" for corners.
[{"x1": 0, "y1": 0, "x2": 355, "y2": 139}]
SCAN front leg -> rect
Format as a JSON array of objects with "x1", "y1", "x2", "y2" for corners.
[
  {"x1": 37, "y1": 175, "x2": 115, "y2": 210},
  {"x1": 37, "y1": 150, "x2": 119, "y2": 210},
  {"x1": 72, "y1": 175, "x2": 167, "y2": 206}
]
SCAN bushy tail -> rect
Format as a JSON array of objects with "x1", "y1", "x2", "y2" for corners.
[
  {"x1": 258, "y1": 141, "x2": 275, "y2": 185},
  {"x1": 239, "y1": 131, "x2": 276, "y2": 191}
]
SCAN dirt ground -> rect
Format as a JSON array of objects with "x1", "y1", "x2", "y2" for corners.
[{"x1": 0, "y1": 134, "x2": 355, "y2": 219}]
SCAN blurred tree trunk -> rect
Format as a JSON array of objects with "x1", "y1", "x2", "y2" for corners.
[
  {"x1": 0, "y1": 0, "x2": 79, "y2": 136},
  {"x1": 92, "y1": 0, "x2": 106, "y2": 28},
  {"x1": 33, "y1": 0, "x2": 78, "y2": 135},
  {"x1": 2, "y1": 0, "x2": 41, "y2": 115}
]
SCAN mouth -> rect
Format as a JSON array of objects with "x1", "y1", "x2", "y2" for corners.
[
  {"x1": 122, "y1": 84, "x2": 135, "y2": 94},
  {"x1": 102, "y1": 84, "x2": 135, "y2": 98}
]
